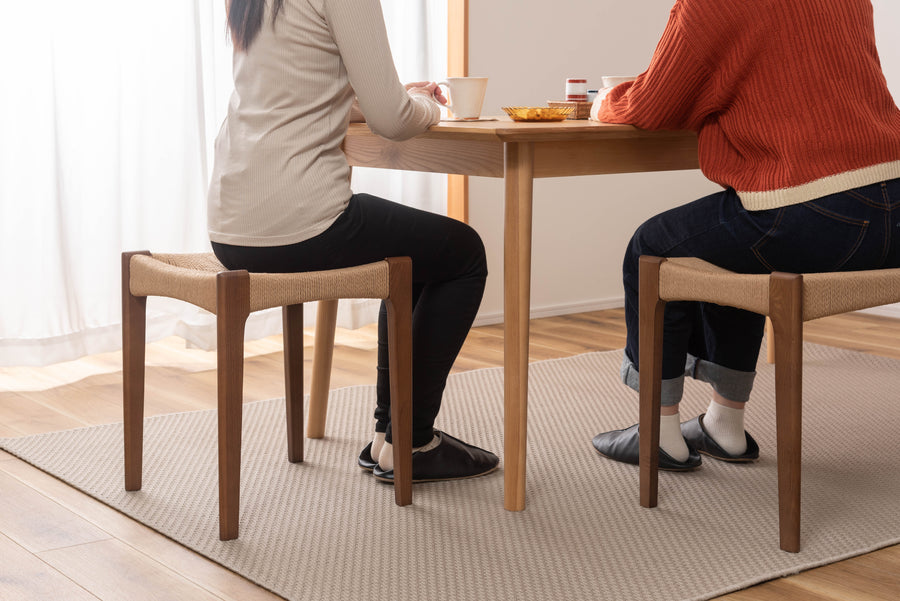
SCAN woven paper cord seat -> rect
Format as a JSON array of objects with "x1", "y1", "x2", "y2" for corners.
[
  {"x1": 122, "y1": 251, "x2": 413, "y2": 540},
  {"x1": 637, "y1": 256, "x2": 900, "y2": 552}
]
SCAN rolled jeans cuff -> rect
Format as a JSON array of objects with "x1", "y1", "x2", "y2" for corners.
[
  {"x1": 684, "y1": 354, "x2": 756, "y2": 403},
  {"x1": 621, "y1": 354, "x2": 756, "y2": 405},
  {"x1": 620, "y1": 355, "x2": 685, "y2": 407}
]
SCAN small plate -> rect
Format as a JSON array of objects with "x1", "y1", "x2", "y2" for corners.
[
  {"x1": 439, "y1": 117, "x2": 499, "y2": 122},
  {"x1": 502, "y1": 106, "x2": 573, "y2": 122}
]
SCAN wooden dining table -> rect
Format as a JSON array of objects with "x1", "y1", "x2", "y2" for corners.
[{"x1": 342, "y1": 117, "x2": 700, "y2": 511}]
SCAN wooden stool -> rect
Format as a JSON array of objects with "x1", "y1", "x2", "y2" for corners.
[
  {"x1": 637, "y1": 255, "x2": 900, "y2": 552},
  {"x1": 122, "y1": 251, "x2": 413, "y2": 540}
]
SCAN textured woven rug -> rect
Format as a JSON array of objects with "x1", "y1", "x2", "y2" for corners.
[{"x1": 2, "y1": 344, "x2": 900, "y2": 601}]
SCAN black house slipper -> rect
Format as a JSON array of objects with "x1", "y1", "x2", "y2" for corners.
[
  {"x1": 357, "y1": 442, "x2": 378, "y2": 471},
  {"x1": 681, "y1": 414, "x2": 759, "y2": 462},
  {"x1": 372, "y1": 430, "x2": 499, "y2": 483},
  {"x1": 591, "y1": 423, "x2": 701, "y2": 471}
]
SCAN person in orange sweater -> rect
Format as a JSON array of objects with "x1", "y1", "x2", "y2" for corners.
[{"x1": 590, "y1": 0, "x2": 900, "y2": 470}]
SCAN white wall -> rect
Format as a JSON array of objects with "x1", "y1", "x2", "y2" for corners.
[
  {"x1": 873, "y1": 1, "x2": 900, "y2": 101},
  {"x1": 467, "y1": 0, "x2": 900, "y2": 324},
  {"x1": 862, "y1": 0, "x2": 900, "y2": 318}
]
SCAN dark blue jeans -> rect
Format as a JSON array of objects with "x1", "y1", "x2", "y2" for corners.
[
  {"x1": 622, "y1": 178, "x2": 900, "y2": 406},
  {"x1": 212, "y1": 193, "x2": 488, "y2": 446}
]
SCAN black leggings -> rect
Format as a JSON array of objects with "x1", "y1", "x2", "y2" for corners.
[{"x1": 212, "y1": 193, "x2": 488, "y2": 446}]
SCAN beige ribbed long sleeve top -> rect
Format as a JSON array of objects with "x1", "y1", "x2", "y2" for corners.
[{"x1": 207, "y1": 0, "x2": 441, "y2": 246}]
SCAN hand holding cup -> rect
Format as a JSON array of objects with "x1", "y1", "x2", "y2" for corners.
[
  {"x1": 406, "y1": 81, "x2": 448, "y2": 105},
  {"x1": 435, "y1": 77, "x2": 488, "y2": 120}
]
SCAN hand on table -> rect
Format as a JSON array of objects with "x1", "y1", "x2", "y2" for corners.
[{"x1": 589, "y1": 88, "x2": 614, "y2": 121}]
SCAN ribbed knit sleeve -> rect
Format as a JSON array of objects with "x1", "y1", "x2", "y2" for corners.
[
  {"x1": 325, "y1": 0, "x2": 439, "y2": 140},
  {"x1": 597, "y1": 1, "x2": 715, "y2": 131}
]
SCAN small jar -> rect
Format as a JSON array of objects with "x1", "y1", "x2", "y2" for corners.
[{"x1": 565, "y1": 78, "x2": 588, "y2": 102}]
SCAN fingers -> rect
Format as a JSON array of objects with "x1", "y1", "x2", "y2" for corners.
[
  {"x1": 431, "y1": 85, "x2": 448, "y2": 105},
  {"x1": 406, "y1": 81, "x2": 447, "y2": 105}
]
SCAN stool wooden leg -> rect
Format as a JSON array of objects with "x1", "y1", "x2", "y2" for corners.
[
  {"x1": 283, "y1": 304, "x2": 304, "y2": 462},
  {"x1": 216, "y1": 270, "x2": 250, "y2": 541},
  {"x1": 385, "y1": 257, "x2": 413, "y2": 506},
  {"x1": 307, "y1": 299, "x2": 338, "y2": 439},
  {"x1": 639, "y1": 256, "x2": 666, "y2": 509},
  {"x1": 770, "y1": 273, "x2": 804, "y2": 553},
  {"x1": 122, "y1": 251, "x2": 150, "y2": 492}
]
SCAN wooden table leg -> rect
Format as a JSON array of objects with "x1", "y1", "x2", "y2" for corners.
[
  {"x1": 765, "y1": 317, "x2": 775, "y2": 364},
  {"x1": 503, "y1": 142, "x2": 534, "y2": 511}
]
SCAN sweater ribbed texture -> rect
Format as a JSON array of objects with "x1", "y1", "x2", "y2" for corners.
[
  {"x1": 207, "y1": 0, "x2": 440, "y2": 246},
  {"x1": 597, "y1": 0, "x2": 900, "y2": 209}
]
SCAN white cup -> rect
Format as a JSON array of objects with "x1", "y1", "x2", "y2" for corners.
[
  {"x1": 601, "y1": 76, "x2": 637, "y2": 88},
  {"x1": 437, "y1": 77, "x2": 488, "y2": 120}
]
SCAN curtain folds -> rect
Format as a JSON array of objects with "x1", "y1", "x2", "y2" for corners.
[{"x1": 0, "y1": 0, "x2": 448, "y2": 366}]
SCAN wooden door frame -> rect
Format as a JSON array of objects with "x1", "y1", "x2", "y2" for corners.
[{"x1": 447, "y1": 0, "x2": 468, "y2": 222}]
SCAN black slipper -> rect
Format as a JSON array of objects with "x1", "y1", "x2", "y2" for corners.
[
  {"x1": 357, "y1": 442, "x2": 378, "y2": 471},
  {"x1": 591, "y1": 423, "x2": 701, "y2": 471},
  {"x1": 681, "y1": 414, "x2": 759, "y2": 462},
  {"x1": 372, "y1": 430, "x2": 499, "y2": 483}
]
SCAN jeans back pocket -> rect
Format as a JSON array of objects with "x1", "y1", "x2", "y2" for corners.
[{"x1": 751, "y1": 199, "x2": 870, "y2": 273}]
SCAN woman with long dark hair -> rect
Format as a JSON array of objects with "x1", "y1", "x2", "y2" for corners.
[{"x1": 208, "y1": 0, "x2": 498, "y2": 483}]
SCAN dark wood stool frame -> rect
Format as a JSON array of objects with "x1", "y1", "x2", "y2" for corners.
[
  {"x1": 121, "y1": 250, "x2": 413, "y2": 540},
  {"x1": 639, "y1": 255, "x2": 811, "y2": 553}
]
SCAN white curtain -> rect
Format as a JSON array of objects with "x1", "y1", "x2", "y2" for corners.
[{"x1": 0, "y1": 0, "x2": 448, "y2": 367}]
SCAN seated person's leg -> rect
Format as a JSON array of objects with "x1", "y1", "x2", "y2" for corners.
[
  {"x1": 681, "y1": 302, "x2": 763, "y2": 461},
  {"x1": 594, "y1": 188, "x2": 765, "y2": 470}
]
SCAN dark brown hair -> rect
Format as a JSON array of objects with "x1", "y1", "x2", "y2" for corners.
[{"x1": 227, "y1": 0, "x2": 285, "y2": 51}]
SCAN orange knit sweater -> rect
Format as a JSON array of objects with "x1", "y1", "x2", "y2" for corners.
[{"x1": 596, "y1": 0, "x2": 900, "y2": 210}]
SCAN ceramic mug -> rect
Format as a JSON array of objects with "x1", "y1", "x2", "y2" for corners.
[
  {"x1": 601, "y1": 76, "x2": 637, "y2": 88},
  {"x1": 437, "y1": 77, "x2": 488, "y2": 120}
]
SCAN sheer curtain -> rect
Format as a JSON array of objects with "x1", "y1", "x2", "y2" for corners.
[{"x1": 0, "y1": 0, "x2": 448, "y2": 366}]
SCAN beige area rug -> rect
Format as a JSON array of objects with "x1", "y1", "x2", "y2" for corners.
[{"x1": 3, "y1": 344, "x2": 900, "y2": 601}]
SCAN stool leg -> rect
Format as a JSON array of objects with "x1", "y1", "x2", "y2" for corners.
[
  {"x1": 283, "y1": 304, "x2": 304, "y2": 462},
  {"x1": 385, "y1": 257, "x2": 413, "y2": 506},
  {"x1": 307, "y1": 299, "x2": 338, "y2": 439},
  {"x1": 216, "y1": 270, "x2": 251, "y2": 541},
  {"x1": 122, "y1": 251, "x2": 150, "y2": 492},
  {"x1": 639, "y1": 256, "x2": 666, "y2": 508},
  {"x1": 770, "y1": 273, "x2": 804, "y2": 553}
]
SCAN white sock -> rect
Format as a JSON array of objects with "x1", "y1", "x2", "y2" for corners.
[
  {"x1": 703, "y1": 401, "x2": 747, "y2": 456},
  {"x1": 377, "y1": 433, "x2": 440, "y2": 471},
  {"x1": 659, "y1": 413, "x2": 690, "y2": 462},
  {"x1": 370, "y1": 431, "x2": 386, "y2": 461}
]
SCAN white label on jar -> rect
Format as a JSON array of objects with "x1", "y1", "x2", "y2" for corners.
[{"x1": 565, "y1": 78, "x2": 588, "y2": 98}]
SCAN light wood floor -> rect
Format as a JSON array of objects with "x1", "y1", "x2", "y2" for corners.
[{"x1": 1, "y1": 309, "x2": 899, "y2": 600}]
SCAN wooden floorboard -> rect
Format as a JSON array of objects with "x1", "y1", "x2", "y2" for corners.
[
  {"x1": 0, "y1": 309, "x2": 898, "y2": 600},
  {"x1": 0, "y1": 533, "x2": 100, "y2": 601}
]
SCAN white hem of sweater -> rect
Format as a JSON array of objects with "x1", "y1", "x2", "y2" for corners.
[{"x1": 737, "y1": 160, "x2": 900, "y2": 211}]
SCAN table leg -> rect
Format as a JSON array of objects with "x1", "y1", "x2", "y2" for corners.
[{"x1": 503, "y1": 142, "x2": 534, "y2": 511}]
